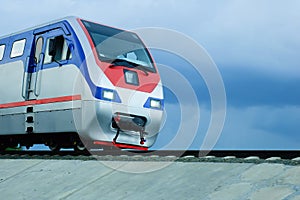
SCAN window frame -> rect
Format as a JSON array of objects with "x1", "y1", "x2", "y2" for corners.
[
  {"x1": 0, "y1": 44, "x2": 5, "y2": 61},
  {"x1": 43, "y1": 34, "x2": 72, "y2": 65},
  {"x1": 34, "y1": 36, "x2": 44, "y2": 64},
  {"x1": 10, "y1": 38, "x2": 26, "y2": 58}
]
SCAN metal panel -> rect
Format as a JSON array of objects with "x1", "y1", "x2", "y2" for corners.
[
  {"x1": 0, "y1": 61, "x2": 24, "y2": 104},
  {"x1": 34, "y1": 109, "x2": 78, "y2": 133},
  {"x1": 0, "y1": 114, "x2": 24, "y2": 135}
]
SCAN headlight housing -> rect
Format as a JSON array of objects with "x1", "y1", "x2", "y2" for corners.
[
  {"x1": 124, "y1": 69, "x2": 139, "y2": 86},
  {"x1": 102, "y1": 89, "x2": 114, "y2": 100},
  {"x1": 150, "y1": 99, "x2": 161, "y2": 109},
  {"x1": 144, "y1": 97, "x2": 164, "y2": 110},
  {"x1": 95, "y1": 87, "x2": 121, "y2": 103}
]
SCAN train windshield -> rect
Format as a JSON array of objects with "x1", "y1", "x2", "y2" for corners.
[{"x1": 81, "y1": 20, "x2": 156, "y2": 73}]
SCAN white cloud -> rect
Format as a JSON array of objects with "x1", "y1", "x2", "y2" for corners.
[
  {"x1": 193, "y1": 1, "x2": 300, "y2": 72},
  {"x1": 1, "y1": 0, "x2": 299, "y2": 73}
]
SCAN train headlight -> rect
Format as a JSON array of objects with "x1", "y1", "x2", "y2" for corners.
[
  {"x1": 97, "y1": 88, "x2": 121, "y2": 103},
  {"x1": 102, "y1": 89, "x2": 114, "y2": 100},
  {"x1": 144, "y1": 97, "x2": 164, "y2": 110},
  {"x1": 124, "y1": 69, "x2": 139, "y2": 86},
  {"x1": 150, "y1": 99, "x2": 161, "y2": 109}
]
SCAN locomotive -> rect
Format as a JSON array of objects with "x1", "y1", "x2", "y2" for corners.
[{"x1": 0, "y1": 17, "x2": 164, "y2": 151}]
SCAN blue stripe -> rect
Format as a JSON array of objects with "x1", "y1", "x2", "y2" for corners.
[{"x1": 64, "y1": 21, "x2": 122, "y2": 103}]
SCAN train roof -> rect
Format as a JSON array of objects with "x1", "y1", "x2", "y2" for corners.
[
  {"x1": 0, "y1": 16, "x2": 79, "y2": 40},
  {"x1": 0, "y1": 16, "x2": 129, "y2": 41}
]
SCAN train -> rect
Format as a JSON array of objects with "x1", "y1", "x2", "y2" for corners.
[{"x1": 0, "y1": 16, "x2": 164, "y2": 151}]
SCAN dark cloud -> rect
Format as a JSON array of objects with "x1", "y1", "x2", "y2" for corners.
[
  {"x1": 154, "y1": 49, "x2": 300, "y2": 109},
  {"x1": 214, "y1": 106, "x2": 300, "y2": 150},
  {"x1": 220, "y1": 67, "x2": 300, "y2": 108},
  {"x1": 153, "y1": 50, "x2": 211, "y2": 107},
  {"x1": 250, "y1": 106, "x2": 300, "y2": 136}
]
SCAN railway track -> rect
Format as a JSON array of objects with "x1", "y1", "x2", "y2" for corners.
[{"x1": 1, "y1": 150, "x2": 300, "y2": 165}]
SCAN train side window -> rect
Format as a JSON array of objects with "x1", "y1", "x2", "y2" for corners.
[
  {"x1": 10, "y1": 39, "x2": 26, "y2": 58},
  {"x1": 44, "y1": 35, "x2": 72, "y2": 64},
  {"x1": 0, "y1": 44, "x2": 5, "y2": 61}
]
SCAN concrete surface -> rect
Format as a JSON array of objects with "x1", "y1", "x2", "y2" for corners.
[{"x1": 0, "y1": 159, "x2": 300, "y2": 200}]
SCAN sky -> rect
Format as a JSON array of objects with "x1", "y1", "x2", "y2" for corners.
[{"x1": 1, "y1": 0, "x2": 300, "y2": 150}]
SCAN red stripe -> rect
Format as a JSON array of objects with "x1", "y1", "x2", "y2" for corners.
[
  {"x1": 0, "y1": 95, "x2": 81, "y2": 109},
  {"x1": 94, "y1": 140, "x2": 148, "y2": 151}
]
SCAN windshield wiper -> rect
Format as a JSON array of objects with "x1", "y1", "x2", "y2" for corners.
[
  {"x1": 109, "y1": 58, "x2": 149, "y2": 76},
  {"x1": 133, "y1": 65, "x2": 149, "y2": 76}
]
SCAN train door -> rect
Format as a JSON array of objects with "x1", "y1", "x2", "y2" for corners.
[
  {"x1": 22, "y1": 32, "x2": 46, "y2": 100},
  {"x1": 22, "y1": 28, "x2": 72, "y2": 100}
]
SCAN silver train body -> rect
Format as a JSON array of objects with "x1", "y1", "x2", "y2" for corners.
[{"x1": 0, "y1": 17, "x2": 164, "y2": 151}]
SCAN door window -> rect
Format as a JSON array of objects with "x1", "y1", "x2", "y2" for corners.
[
  {"x1": 34, "y1": 37, "x2": 43, "y2": 64},
  {"x1": 44, "y1": 35, "x2": 72, "y2": 64}
]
